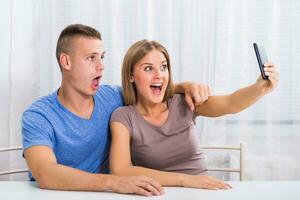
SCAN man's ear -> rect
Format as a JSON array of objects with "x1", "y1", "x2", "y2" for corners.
[{"x1": 60, "y1": 53, "x2": 71, "y2": 71}]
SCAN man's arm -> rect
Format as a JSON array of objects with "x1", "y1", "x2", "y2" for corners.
[
  {"x1": 24, "y1": 146, "x2": 162, "y2": 196},
  {"x1": 173, "y1": 82, "x2": 211, "y2": 111}
]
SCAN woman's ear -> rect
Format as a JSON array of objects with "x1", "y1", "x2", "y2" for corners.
[
  {"x1": 60, "y1": 53, "x2": 71, "y2": 71},
  {"x1": 130, "y1": 75, "x2": 134, "y2": 83}
]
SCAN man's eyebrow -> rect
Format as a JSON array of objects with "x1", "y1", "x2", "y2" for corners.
[{"x1": 85, "y1": 51, "x2": 105, "y2": 56}]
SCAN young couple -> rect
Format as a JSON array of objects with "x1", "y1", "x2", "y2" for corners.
[{"x1": 22, "y1": 24, "x2": 278, "y2": 196}]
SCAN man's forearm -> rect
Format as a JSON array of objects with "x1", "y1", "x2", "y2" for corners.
[
  {"x1": 35, "y1": 163, "x2": 115, "y2": 191},
  {"x1": 172, "y1": 82, "x2": 191, "y2": 94}
]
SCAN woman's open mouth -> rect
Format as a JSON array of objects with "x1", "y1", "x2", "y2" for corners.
[{"x1": 150, "y1": 83, "x2": 163, "y2": 94}]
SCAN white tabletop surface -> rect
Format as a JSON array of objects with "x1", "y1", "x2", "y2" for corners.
[{"x1": 1, "y1": 181, "x2": 299, "y2": 200}]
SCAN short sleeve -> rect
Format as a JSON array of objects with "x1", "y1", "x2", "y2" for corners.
[
  {"x1": 110, "y1": 107, "x2": 132, "y2": 133},
  {"x1": 110, "y1": 85, "x2": 124, "y2": 106},
  {"x1": 22, "y1": 110, "x2": 54, "y2": 151},
  {"x1": 111, "y1": 85, "x2": 123, "y2": 96},
  {"x1": 173, "y1": 94, "x2": 197, "y2": 124}
]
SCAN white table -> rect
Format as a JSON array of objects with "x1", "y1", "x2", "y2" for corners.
[{"x1": 1, "y1": 181, "x2": 299, "y2": 200}]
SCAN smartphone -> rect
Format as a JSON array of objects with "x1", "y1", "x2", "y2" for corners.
[{"x1": 253, "y1": 43, "x2": 268, "y2": 80}]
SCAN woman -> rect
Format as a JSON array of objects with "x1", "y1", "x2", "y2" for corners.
[{"x1": 109, "y1": 40, "x2": 278, "y2": 193}]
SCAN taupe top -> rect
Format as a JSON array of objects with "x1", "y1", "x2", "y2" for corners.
[{"x1": 110, "y1": 94, "x2": 207, "y2": 175}]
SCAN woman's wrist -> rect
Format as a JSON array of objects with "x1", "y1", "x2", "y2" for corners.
[
  {"x1": 177, "y1": 173, "x2": 188, "y2": 187},
  {"x1": 253, "y1": 81, "x2": 266, "y2": 96}
]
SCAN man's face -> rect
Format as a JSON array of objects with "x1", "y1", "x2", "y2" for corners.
[{"x1": 64, "y1": 37, "x2": 105, "y2": 97}]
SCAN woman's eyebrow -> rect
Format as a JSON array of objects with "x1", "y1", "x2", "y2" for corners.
[{"x1": 139, "y1": 62, "x2": 153, "y2": 66}]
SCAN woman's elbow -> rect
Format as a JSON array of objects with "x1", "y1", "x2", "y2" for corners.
[{"x1": 229, "y1": 104, "x2": 247, "y2": 114}]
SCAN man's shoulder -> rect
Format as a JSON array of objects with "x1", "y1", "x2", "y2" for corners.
[
  {"x1": 23, "y1": 91, "x2": 57, "y2": 116},
  {"x1": 97, "y1": 84, "x2": 122, "y2": 95},
  {"x1": 96, "y1": 84, "x2": 123, "y2": 104}
]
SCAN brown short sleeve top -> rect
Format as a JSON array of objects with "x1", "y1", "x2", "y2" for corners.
[{"x1": 110, "y1": 94, "x2": 207, "y2": 175}]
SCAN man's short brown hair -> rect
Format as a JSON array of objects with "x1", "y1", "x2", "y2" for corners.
[{"x1": 56, "y1": 24, "x2": 102, "y2": 72}]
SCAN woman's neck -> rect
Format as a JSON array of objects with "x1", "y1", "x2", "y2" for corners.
[{"x1": 135, "y1": 100, "x2": 169, "y2": 126}]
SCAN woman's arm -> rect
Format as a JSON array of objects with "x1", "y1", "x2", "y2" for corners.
[
  {"x1": 194, "y1": 63, "x2": 278, "y2": 117},
  {"x1": 109, "y1": 121, "x2": 231, "y2": 190}
]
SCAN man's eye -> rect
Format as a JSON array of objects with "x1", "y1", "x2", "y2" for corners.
[
  {"x1": 101, "y1": 55, "x2": 105, "y2": 60},
  {"x1": 88, "y1": 55, "x2": 95, "y2": 61}
]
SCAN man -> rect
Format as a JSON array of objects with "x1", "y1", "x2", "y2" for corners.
[{"x1": 22, "y1": 24, "x2": 209, "y2": 196}]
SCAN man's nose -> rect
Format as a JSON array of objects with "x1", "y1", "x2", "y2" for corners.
[{"x1": 96, "y1": 59, "x2": 104, "y2": 71}]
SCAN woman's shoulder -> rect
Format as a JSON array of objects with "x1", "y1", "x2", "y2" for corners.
[
  {"x1": 112, "y1": 105, "x2": 132, "y2": 115},
  {"x1": 168, "y1": 94, "x2": 195, "y2": 120},
  {"x1": 111, "y1": 105, "x2": 135, "y2": 121},
  {"x1": 168, "y1": 94, "x2": 186, "y2": 106},
  {"x1": 110, "y1": 105, "x2": 137, "y2": 132}
]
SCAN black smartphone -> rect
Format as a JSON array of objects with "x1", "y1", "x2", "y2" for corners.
[{"x1": 253, "y1": 43, "x2": 268, "y2": 80}]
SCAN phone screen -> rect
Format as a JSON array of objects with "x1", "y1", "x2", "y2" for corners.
[{"x1": 253, "y1": 43, "x2": 268, "y2": 80}]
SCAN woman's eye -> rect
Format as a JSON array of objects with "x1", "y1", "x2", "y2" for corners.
[
  {"x1": 101, "y1": 55, "x2": 105, "y2": 60},
  {"x1": 144, "y1": 66, "x2": 152, "y2": 71},
  {"x1": 161, "y1": 64, "x2": 168, "y2": 71}
]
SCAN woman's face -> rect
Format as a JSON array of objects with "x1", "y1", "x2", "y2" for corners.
[{"x1": 132, "y1": 50, "x2": 169, "y2": 105}]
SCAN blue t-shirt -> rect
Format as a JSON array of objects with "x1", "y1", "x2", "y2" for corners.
[{"x1": 21, "y1": 85, "x2": 123, "y2": 180}]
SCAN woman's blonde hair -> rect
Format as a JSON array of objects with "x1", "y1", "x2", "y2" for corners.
[{"x1": 122, "y1": 39, "x2": 174, "y2": 105}]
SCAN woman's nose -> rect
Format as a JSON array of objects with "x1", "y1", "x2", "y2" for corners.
[{"x1": 153, "y1": 68, "x2": 162, "y2": 78}]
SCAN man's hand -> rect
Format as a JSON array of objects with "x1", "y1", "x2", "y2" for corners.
[
  {"x1": 111, "y1": 175, "x2": 164, "y2": 196},
  {"x1": 184, "y1": 82, "x2": 211, "y2": 111}
]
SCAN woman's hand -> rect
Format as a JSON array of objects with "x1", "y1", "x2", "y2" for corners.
[
  {"x1": 256, "y1": 62, "x2": 279, "y2": 95},
  {"x1": 180, "y1": 174, "x2": 232, "y2": 190}
]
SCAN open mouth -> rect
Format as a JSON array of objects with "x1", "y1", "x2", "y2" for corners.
[
  {"x1": 92, "y1": 75, "x2": 102, "y2": 90},
  {"x1": 150, "y1": 83, "x2": 163, "y2": 94}
]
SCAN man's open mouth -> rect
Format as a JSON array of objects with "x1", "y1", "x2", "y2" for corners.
[{"x1": 92, "y1": 75, "x2": 102, "y2": 89}]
